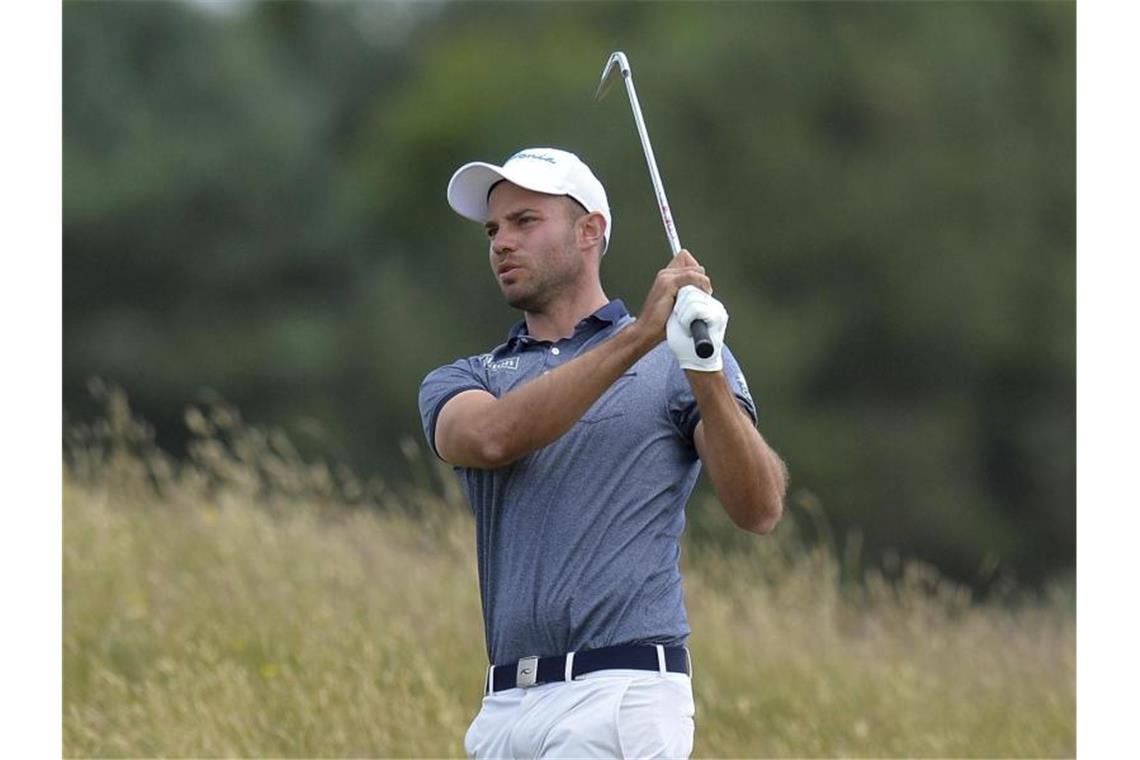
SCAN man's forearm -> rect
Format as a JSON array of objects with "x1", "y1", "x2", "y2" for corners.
[
  {"x1": 473, "y1": 324, "x2": 656, "y2": 466},
  {"x1": 689, "y1": 370, "x2": 786, "y2": 534}
]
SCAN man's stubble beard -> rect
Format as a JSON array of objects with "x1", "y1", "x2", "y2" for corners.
[
  {"x1": 502, "y1": 232, "x2": 582, "y2": 314},
  {"x1": 505, "y1": 270, "x2": 568, "y2": 313}
]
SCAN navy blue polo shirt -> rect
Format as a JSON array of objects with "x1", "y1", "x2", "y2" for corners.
[{"x1": 418, "y1": 300, "x2": 757, "y2": 666}]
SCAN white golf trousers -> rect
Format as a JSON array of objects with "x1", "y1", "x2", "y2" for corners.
[{"x1": 464, "y1": 668, "x2": 695, "y2": 759}]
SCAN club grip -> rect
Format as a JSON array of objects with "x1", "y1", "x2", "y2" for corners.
[{"x1": 690, "y1": 318, "x2": 714, "y2": 359}]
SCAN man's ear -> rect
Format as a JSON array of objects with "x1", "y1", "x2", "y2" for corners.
[{"x1": 578, "y1": 211, "x2": 607, "y2": 253}]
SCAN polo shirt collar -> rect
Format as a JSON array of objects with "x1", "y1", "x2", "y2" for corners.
[{"x1": 506, "y1": 299, "x2": 630, "y2": 343}]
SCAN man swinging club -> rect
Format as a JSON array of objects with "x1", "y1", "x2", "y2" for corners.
[{"x1": 419, "y1": 146, "x2": 787, "y2": 758}]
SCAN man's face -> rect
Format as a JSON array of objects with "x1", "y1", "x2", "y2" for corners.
[{"x1": 484, "y1": 181, "x2": 586, "y2": 312}]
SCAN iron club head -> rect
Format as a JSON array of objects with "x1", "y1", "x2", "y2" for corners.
[{"x1": 594, "y1": 51, "x2": 631, "y2": 102}]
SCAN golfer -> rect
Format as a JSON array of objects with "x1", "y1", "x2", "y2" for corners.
[{"x1": 419, "y1": 147, "x2": 787, "y2": 758}]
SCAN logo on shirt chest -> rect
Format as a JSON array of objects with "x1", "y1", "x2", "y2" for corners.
[{"x1": 480, "y1": 355, "x2": 521, "y2": 372}]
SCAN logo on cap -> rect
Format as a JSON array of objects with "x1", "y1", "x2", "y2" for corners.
[{"x1": 510, "y1": 151, "x2": 557, "y2": 165}]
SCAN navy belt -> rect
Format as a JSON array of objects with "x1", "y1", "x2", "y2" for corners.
[{"x1": 487, "y1": 644, "x2": 691, "y2": 694}]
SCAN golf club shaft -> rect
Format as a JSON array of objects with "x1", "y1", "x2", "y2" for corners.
[
  {"x1": 620, "y1": 70, "x2": 681, "y2": 255},
  {"x1": 618, "y1": 67, "x2": 714, "y2": 358}
]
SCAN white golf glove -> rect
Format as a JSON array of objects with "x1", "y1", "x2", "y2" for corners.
[{"x1": 667, "y1": 285, "x2": 728, "y2": 372}]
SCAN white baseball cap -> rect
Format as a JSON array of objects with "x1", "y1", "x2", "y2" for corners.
[{"x1": 447, "y1": 147, "x2": 612, "y2": 251}]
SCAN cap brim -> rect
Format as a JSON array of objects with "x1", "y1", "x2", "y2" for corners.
[{"x1": 446, "y1": 162, "x2": 510, "y2": 223}]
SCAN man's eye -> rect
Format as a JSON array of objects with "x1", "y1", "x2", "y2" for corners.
[
  {"x1": 519, "y1": 216, "x2": 536, "y2": 225},
  {"x1": 485, "y1": 227, "x2": 497, "y2": 238}
]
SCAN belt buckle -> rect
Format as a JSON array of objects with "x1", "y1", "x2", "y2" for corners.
[{"x1": 516, "y1": 655, "x2": 539, "y2": 688}]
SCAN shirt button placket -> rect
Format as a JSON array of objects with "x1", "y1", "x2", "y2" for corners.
[{"x1": 544, "y1": 345, "x2": 561, "y2": 374}]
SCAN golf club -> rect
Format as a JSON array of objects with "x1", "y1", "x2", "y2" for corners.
[{"x1": 595, "y1": 51, "x2": 714, "y2": 359}]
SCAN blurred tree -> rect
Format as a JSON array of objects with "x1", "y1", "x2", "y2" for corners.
[
  {"x1": 63, "y1": 0, "x2": 1074, "y2": 589},
  {"x1": 64, "y1": 0, "x2": 418, "y2": 463}
]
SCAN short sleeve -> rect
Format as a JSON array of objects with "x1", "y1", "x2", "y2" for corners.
[
  {"x1": 666, "y1": 344, "x2": 759, "y2": 442},
  {"x1": 418, "y1": 357, "x2": 491, "y2": 458}
]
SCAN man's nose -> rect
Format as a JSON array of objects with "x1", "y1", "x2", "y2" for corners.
[{"x1": 491, "y1": 231, "x2": 515, "y2": 256}]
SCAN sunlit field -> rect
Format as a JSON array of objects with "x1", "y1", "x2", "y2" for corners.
[{"x1": 63, "y1": 388, "x2": 1074, "y2": 758}]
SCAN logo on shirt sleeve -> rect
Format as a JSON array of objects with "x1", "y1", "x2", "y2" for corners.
[{"x1": 735, "y1": 370, "x2": 754, "y2": 406}]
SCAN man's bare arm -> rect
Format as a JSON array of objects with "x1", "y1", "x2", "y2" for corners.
[
  {"x1": 436, "y1": 325, "x2": 657, "y2": 468},
  {"x1": 436, "y1": 256, "x2": 710, "y2": 469},
  {"x1": 691, "y1": 371, "x2": 786, "y2": 534}
]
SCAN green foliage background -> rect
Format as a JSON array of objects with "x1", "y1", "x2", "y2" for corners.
[{"x1": 63, "y1": 1, "x2": 1075, "y2": 588}]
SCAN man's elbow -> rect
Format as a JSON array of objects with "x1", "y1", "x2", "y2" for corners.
[
  {"x1": 450, "y1": 434, "x2": 510, "y2": 470},
  {"x1": 463, "y1": 424, "x2": 527, "y2": 469},
  {"x1": 440, "y1": 425, "x2": 514, "y2": 470},
  {"x1": 739, "y1": 499, "x2": 783, "y2": 535},
  {"x1": 733, "y1": 485, "x2": 785, "y2": 535},
  {"x1": 750, "y1": 504, "x2": 784, "y2": 535},
  {"x1": 745, "y1": 456, "x2": 788, "y2": 535}
]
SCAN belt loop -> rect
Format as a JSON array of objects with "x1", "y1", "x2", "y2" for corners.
[
  {"x1": 655, "y1": 644, "x2": 667, "y2": 676},
  {"x1": 564, "y1": 651, "x2": 576, "y2": 682},
  {"x1": 486, "y1": 664, "x2": 494, "y2": 695}
]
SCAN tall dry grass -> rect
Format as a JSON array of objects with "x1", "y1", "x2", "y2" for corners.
[{"x1": 63, "y1": 385, "x2": 1074, "y2": 757}]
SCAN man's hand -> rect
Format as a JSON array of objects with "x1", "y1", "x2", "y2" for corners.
[
  {"x1": 631, "y1": 249, "x2": 712, "y2": 349},
  {"x1": 668, "y1": 286, "x2": 728, "y2": 371}
]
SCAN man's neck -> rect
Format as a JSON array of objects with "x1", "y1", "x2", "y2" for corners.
[{"x1": 523, "y1": 287, "x2": 610, "y2": 342}]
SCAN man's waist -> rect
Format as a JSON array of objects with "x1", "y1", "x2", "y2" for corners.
[
  {"x1": 487, "y1": 616, "x2": 691, "y2": 671},
  {"x1": 486, "y1": 643, "x2": 692, "y2": 694}
]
